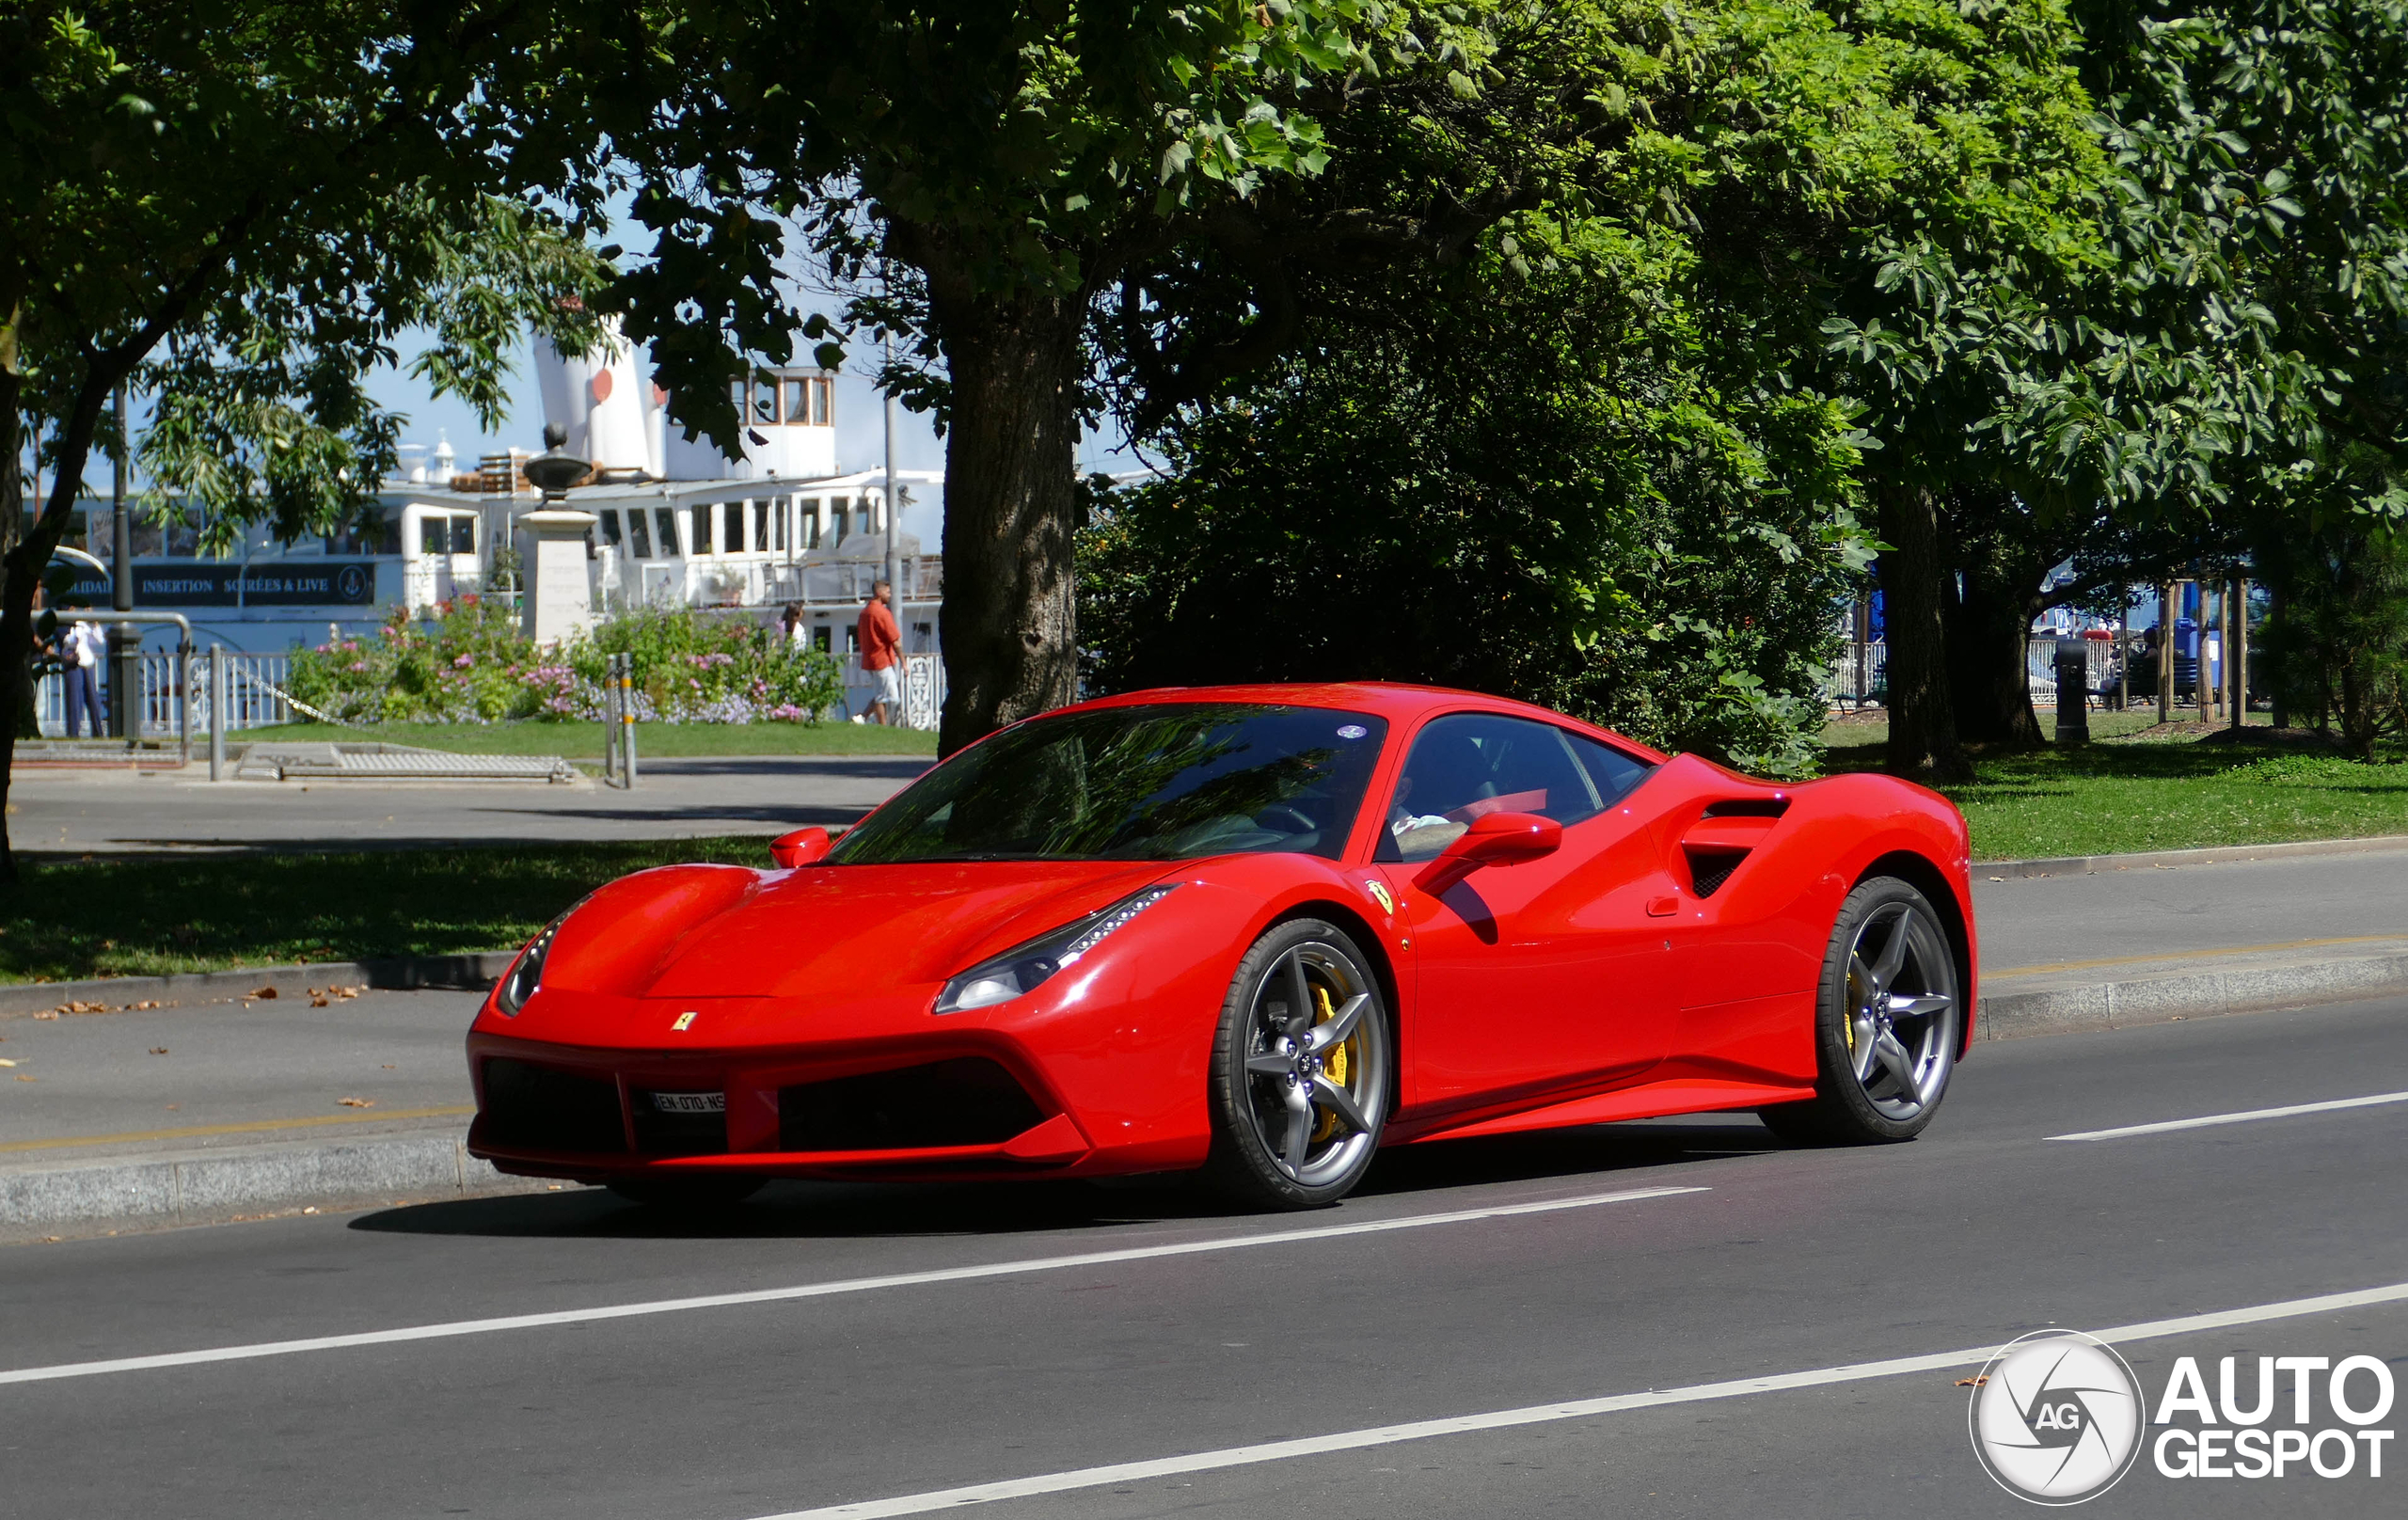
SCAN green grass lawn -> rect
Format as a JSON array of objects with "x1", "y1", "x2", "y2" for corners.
[
  {"x1": 0, "y1": 837, "x2": 780, "y2": 984},
  {"x1": 248, "y1": 720, "x2": 938, "y2": 759},
  {"x1": 1820, "y1": 718, "x2": 2408, "y2": 861}
]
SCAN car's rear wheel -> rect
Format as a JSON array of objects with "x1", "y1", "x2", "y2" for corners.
[
  {"x1": 1759, "y1": 877, "x2": 1962, "y2": 1146},
  {"x1": 606, "y1": 1176, "x2": 767, "y2": 1210},
  {"x1": 1202, "y1": 919, "x2": 1391, "y2": 1210}
]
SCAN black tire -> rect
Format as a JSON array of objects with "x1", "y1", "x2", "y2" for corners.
[
  {"x1": 606, "y1": 1176, "x2": 767, "y2": 1209},
  {"x1": 1201, "y1": 919, "x2": 1391, "y2": 1210},
  {"x1": 1759, "y1": 876, "x2": 1963, "y2": 1146}
]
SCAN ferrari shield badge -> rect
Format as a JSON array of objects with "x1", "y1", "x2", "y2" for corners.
[
  {"x1": 672, "y1": 1011, "x2": 698, "y2": 1032},
  {"x1": 1366, "y1": 879, "x2": 1395, "y2": 916}
]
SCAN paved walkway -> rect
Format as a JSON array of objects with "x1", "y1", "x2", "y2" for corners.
[
  {"x1": 3, "y1": 753, "x2": 930, "y2": 857},
  {"x1": 1971, "y1": 839, "x2": 2408, "y2": 997}
]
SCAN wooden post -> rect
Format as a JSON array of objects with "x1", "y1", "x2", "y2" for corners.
[
  {"x1": 2230, "y1": 576, "x2": 2248, "y2": 730},
  {"x1": 2158, "y1": 580, "x2": 2174, "y2": 725}
]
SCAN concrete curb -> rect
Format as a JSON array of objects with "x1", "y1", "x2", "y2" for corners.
[
  {"x1": 0, "y1": 1132, "x2": 545, "y2": 1241},
  {"x1": 1977, "y1": 952, "x2": 2408, "y2": 1040},
  {"x1": 0, "y1": 952, "x2": 516, "y2": 1019},
  {"x1": 1981, "y1": 832, "x2": 2408, "y2": 879}
]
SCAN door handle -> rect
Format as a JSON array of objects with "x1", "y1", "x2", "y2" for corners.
[{"x1": 1645, "y1": 894, "x2": 1678, "y2": 917}]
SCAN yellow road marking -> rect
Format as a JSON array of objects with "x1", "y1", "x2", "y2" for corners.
[
  {"x1": 0, "y1": 1105, "x2": 475, "y2": 1154},
  {"x1": 1986, "y1": 935, "x2": 2408, "y2": 982}
]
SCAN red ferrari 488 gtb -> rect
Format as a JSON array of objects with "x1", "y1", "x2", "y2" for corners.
[{"x1": 467, "y1": 684, "x2": 1976, "y2": 1210}]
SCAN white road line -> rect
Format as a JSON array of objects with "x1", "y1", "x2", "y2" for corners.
[
  {"x1": 0, "y1": 1184, "x2": 1703, "y2": 1387},
  {"x1": 2050, "y1": 1089, "x2": 2408, "y2": 1142},
  {"x1": 756, "y1": 1280, "x2": 2408, "y2": 1520}
]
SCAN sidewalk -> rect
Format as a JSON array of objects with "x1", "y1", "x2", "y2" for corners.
[
  {"x1": 0, "y1": 989, "x2": 507, "y2": 1238},
  {"x1": 6, "y1": 837, "x2": 2406, "y2": 1239},
  {"x1": 1971, "y1": 836, "x2": 2408, "y2": 1035},
  {"x1": 4, "y1": 752, "x2": 930, "y2": 857}
]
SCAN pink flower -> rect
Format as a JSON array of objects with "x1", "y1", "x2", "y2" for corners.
[{"x1": 453, "y1": 654, "x2": 474, "y2": 669}]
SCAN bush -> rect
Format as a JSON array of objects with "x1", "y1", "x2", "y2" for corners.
[{"x1": 287, "y1": 597, "x2": 845, "y2": 724}]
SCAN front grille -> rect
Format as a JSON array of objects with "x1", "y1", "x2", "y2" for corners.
[
  {"x1": 630, "y1": 1090, "x2": 729, "y2": 1156},
  {"x1": 481, "y1": 1058, "x2": 626, "y2": 1153},
  {"x1": 780, "y1": 1058, "x2": 1045, "y2": 1151}
]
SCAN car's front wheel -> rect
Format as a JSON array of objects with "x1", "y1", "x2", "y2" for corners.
[
  {"x1": 1202, "y1": 919, "x2": 1391, "y2": 1210},
  {"x1": 1759, "y1": 877, "x2": 1962, "y2": 1145}
]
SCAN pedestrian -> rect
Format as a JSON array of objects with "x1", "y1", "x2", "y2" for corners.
[
  {"x1": 855, "y1": 579, "x2": 902, "y2": 725},
  {"x1": 780, "y1": 601, "x2": 805, "y2": 648},
  {"x1": 62, "y1": 613, "x2": 105, "y2": 738}
]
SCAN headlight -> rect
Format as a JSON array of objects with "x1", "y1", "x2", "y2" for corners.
[
  {"x1": 492, "y1": 908, "x2": 574, "y2": 1016},
  {"x1": 935, "y1": 885, "x2": 1178, "y2": 1014}
]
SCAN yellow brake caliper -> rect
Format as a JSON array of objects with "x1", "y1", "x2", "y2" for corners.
[
  {"x1": 1311, "y1": 983, "x2": 1350, "y2": 1141},
  {"x1": 1844, "y1": 966, "x2": 1862, "y2": 1059}
]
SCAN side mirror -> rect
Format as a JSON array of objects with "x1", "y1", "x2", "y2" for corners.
[
  {"x1": 1415, "y1": 811, "x2": 1562, "y2": 895},
  {"x1": 768, "y1": 826, "x2": 833, "y2": 869}
]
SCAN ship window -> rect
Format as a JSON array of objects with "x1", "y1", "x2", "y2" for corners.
[
  {"x1": 693, "y1": 501, "x2": 714, "y2": 555},
  {"x1": 756, "y1": 498, "x2": 776, "y2": 553},
  {"x1": 781, "y1": 379, "x2": 807, "y2": 425},
  {"x1": 812, "y1": 625, "x2": 832, "y2": 653},
  {"x1": 831, "y1": 496, "x2": 848, "y2": 546},
  {"x1": 654, "y1": 506, "x2": 681, "y2": 557},
  {"x1": 729, "y1": 379, "x2": 748, "y2": 420},
  {"x1": 419, "y1": 513, "x2": 474, "y2": 556},
  {"x1": 597, "y1": 510, "x2": 623, "y2": 549},
  {"x1": 725, "y1": 499, "x2": 747, "y2": 553},
  {"x1": 627, "y1": 507, "x2": 652, "y2": 559},
  {"x1": 815, "y1": 377, "x2": 833, "y2": 425},
  {"x1": 752, "y1": 378, "x2": 777, "y2": 426},
  {"x1": 800, "y1": 499, "x2": 821, "y2": 549}
]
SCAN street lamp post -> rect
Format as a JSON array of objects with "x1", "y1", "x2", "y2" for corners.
[{"x1": 108, "y1": 385, "x2": 143, "y2": 743}]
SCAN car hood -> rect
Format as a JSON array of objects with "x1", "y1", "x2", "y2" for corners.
[{"x1": 545, "y1": 858, "x2": 1183, "y2": 1003}]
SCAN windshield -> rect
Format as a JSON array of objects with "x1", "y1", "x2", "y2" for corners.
[{"x1": 829, "y1": 704, "x2": 1390, "y2": 863}]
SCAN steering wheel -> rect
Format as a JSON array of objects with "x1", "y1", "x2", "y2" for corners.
[{"x1": 1258, "y1": 805, "x2": 1317, "y2": 835}]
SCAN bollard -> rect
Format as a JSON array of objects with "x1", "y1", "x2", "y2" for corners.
[
  {"x1": 208, "y1": 645, "x2": 226, "y2": 781},
  {"x1": 601, "y1": 652, "x2": 619, "y2": 784},
  {"x1": 2054, "y1": 639, "x2": 2090, "y2": 745},
  {"x1": 622, "y1": 656, "x2": 639, "y2": 789}
]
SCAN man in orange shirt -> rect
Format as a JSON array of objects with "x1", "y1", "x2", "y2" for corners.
[{"x1": 856, "y1": 579, "x2": 902, "y2": 724}]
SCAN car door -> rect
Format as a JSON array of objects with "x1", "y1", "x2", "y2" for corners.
[{"x1": 1379, "y1": 712, "x2": 1680, "y2": 1112}]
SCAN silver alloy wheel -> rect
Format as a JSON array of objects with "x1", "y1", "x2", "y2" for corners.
[
  {"x1": 1841, "y1": 899, "x2": 1959, "y2": 1119},
  {"x1": 1238, "y1": 942, "x2": 1386, "y2": 1189}
]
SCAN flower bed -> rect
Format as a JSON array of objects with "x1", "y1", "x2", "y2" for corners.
[{"x1": 287, "y1": 597, "x2": 846, "y2": 724}]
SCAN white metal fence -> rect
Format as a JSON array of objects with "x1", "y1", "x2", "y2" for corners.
[
  {"x1": 35, "y1": 653, "x2": 291, "y2": 739},
  {"x1": 841, "y1": 653, "x2": 945, "y2": 732},
  {"x1": 1830, "y1": 641, "x2": 1887, "y2": 707}
]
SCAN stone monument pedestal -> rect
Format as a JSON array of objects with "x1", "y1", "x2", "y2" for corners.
[{"x1": 519, "y1": 508, "x2": 600, "y2": 645}]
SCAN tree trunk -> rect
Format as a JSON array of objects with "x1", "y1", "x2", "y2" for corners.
[
  {"x1": 1945, "y1": 552, "x2": 2046, "y2": 749},
  {"x1": 923, "y1": 271, "x2": 1086, "y2": 757},
  {"x1": 1877, "y1": 483, "x2": 1972, "y2": 784},
  {"x1": 0, "y1": 371, "x2": 114, "y2": 883}
]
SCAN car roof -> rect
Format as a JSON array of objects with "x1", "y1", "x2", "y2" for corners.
[{"x1": 1053, "y1": 682, "x2": 1670, "y2": 762}]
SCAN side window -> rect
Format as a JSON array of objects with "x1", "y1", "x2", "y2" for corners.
[
  {"x1": 627, "y1": 507, "x2": 653, "y2": 559},
  {"x1": 654, "y1": 506, "x2": 681, "y2": 557},
  {"x1": 597, "y1": 509, "x2": 623, "y2": 549},
  {"x1": 1377, "y1": 714, "x2": 1606, "y2": 863},
  {"x1": 1565, "y1": 732, "x2": 1656, "y2": 808}
]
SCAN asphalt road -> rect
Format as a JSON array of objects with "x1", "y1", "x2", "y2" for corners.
[
  {"x1": 3, "y1": 753, "x2": 930, "y2": 856},
  {"x1": 3, "y1": 992, "x2": 2403, "y2": 1517}
]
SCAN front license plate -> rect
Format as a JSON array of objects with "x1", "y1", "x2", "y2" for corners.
[{"x1": 651, "y1": 1091, "x2": 725, "y2": 1115}]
